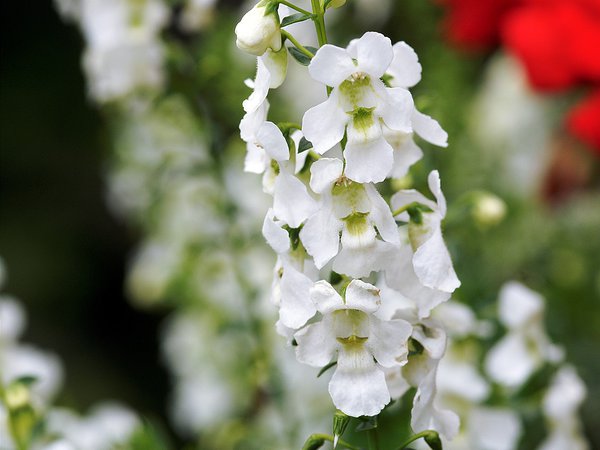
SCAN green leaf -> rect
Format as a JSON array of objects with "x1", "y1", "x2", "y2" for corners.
[
  {"x1": 288, "y1": 46, "x2": 318, "y2": 66},
  {"x1": 298, "y1": 137, "x2": 313, "y2": 153},
  {"x1": 281, "y1": 13, "x2": 312, "y2": 27},
  {"x1": 13, "y1": 376, "x2": 38, "y2": 387}
]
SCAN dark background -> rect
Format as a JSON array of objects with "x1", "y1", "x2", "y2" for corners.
[{"x1": 0, "y1": 0, "x2": 172, "y2": 432}]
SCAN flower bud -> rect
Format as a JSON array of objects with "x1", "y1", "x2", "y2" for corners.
[
  {"x1": 235, "y1": 1, "x2": 282, "y2": 56},
  {"x1": 472, "y1": 193, "x2": 506, "y2": 227}
]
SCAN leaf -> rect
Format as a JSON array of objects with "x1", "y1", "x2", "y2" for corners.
[
  {"x1": 281, "y1": 13, "x2": 312, "y2": 28},
  {"x1": 298, "y1": 137, "x2": 313, "y2": 153},
  {"x1": 288, "y1": 47, "x2": 312, "y2": 66}
]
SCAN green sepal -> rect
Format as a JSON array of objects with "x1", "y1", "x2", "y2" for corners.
[
  {"x1": 317, "y1": 360, "x2": 337, "y2": 377},
  {"x1": 333, "y1": 410, "x2": 351, "y2": 441},
  {"x1": 281, "y1": 13, "x2": 312, "y2": 27},
  {"x1": 355, "y1": 415, "x2": 377, "y2": 431},
  {"x1": 424, "y1": 431, "x2": 442, "y2": 450},
  {"x1": 298, "y1": 137, "x2": 313, "y2": 153}
]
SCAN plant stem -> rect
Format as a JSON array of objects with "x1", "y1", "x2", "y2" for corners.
[
  {"x1": 397, "y1": 430, "x2": 437, "y2": 449},
  {"x1": 281, "y1": 30, "x2": 314, "y2": 59},
  {"x1": 278, "y1": 0, "x2": 313, "y2": 16},
  {"x1": 303, "y1": 433, "x2": 362, "y2": 450},
  {"x1": 310, "y1": 0, "x2": 328, "y2": 46},
  {"x1": 367, "y1": 428, "x2": 380, "y2": 450}
]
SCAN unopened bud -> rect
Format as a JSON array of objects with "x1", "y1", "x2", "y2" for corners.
[
  {"x1": 472, "y1": 193, "x2": 506, "y2": 227},
  {"x1": 235, "y1": 1, "x2": 281, "y2": 56}
]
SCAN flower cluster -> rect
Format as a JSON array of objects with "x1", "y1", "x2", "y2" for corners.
[{"x1": 236, "y1": 3, "x2": 460, "y2": 439}]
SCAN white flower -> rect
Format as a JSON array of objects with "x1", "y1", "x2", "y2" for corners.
[
  {"x1": 302, "y1": 32, "x2": 414, "y2": 183},
  {"x1": 538, "y1": 366, "x2": 589, "y2": 450},
  {"x1": 235, "y1": 1, "x2": 282, "y2": 56},
  {"x1": 0, "y1": 297, "x2": 25, "y2": 342},
  {"x1": 299, "y1": 157, "x2": 400, "y2": 277},
  {"x1": 391, "y1": 170, "x2": 460, "y2": 293},
  {"x1": 466, "y1": 407, "x2": 522, "y2": 450},
  {"x1": 485, "y1": 282, "x2": 563, "y2": 388},
  {"x1": 240, "y1": 101, "x2": 289, "y2": 175},
  {"x1": 295, "y1": 280, "x2": 412, "y2": 417},
  {"x1": 242, "y1": 47, "x2": 288, "y2": 114},
  {"x1": 46, "y1": 403, "x2": 140, "y2": 450},
  {"x1": 263, "y1": 209, "x2": 320, "y2": 329},
  {"x1": 383, "y1": 42, "x2": 448, "y2": 179},
  {"x1": 408, "y1": 359, "x2": 460, "y2": 441}
]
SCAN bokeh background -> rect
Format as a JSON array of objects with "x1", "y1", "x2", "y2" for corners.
[{"x1": 1, "y1": 0, "x2": 599, "y2": 448}]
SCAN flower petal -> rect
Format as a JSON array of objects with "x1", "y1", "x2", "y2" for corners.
[
  {"x1": 354, "y1": 32, "x2": 393, "y2": 78},
  {"x1": 412, "y1": 110, "x2": 448, "y2": 147},
  {"x1": 498, "y1": 281, "x2": 544, "y2": 329},
  {"x1": 273, "y1": 171, "x2": 317, "y2": 228},
  {"x1": 345, "y1": 279, "x2": 381, "y2": 313},
  {"x1": 239, "y1": 100, "x2": 268, "y2": 142},
  {"x1": 378, "y1": 86, "x2": 414, "y2": 133},
  {"x1": 485, "y1": 334, "x2": 538, "y2": 388},
  {"x1": 384, "y1": 245, "x2": 451, "y2": 318},
  {"x1": 364, "y1": 184, "x2": 399, "y2": 244},
  {"x1": 295, "y1": 319, "x2": 338, "y2": 367},
  {"x1": 344, "y1": 136, "x2": 394, "y2": 183},
  {"x1": 310, "y1": 280, "x2": 344, "y2": 314},
  {"x1": 261, "y1": 46, "x2": 287, "y2": 89},
  {"x1": 261, "y1": 209, "x2": 290, "y2": 254},
  {"x1": 387, "y1": 41, "x2": 422, "y2": 88},
  {"x1": 367, "y1": 316, "x2": 412, "y2": 367},
  {"x1": 330, "y1": 345, "x2": 390, "y2": 417},
  {"x1": 242, "y1": 57, "x2": 270, "y2": 113},
  {"x1": 300, "y1": 201, "x2": 343, "y2": 268},
  {"x1": 302, "y1": 90, "x2": 348, "y2": 154},
  {"x1": 411, "y1": 367, "x2": 460, "y2": 440},
  {"x1": 308, "y1": 44, "x2": 356, "y2": 87},
  {"x1": 279, "y1": 261, "x2": 317, "y2": 329},
  {"x1": 309, "y1": 158, "x2": 343, "y2": 194},
  {"x1": 333, "y1": 240, "x2": 392, "y2": 279},
  {"x1": 413, "y1": 228, "x2": 461, "y2": 293},
  {"x1": 256, "y1": 121, "x2": 289, "y2": 161},
  {"x1": 385, "y1": 131, "x2": 423, "y2": 179},
  {"x1": 244, "y1": 143, "x2": 268, "y2": 174}
]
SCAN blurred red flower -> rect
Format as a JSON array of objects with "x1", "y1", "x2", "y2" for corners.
[
  {"x1": 439, "y1": 0, "x2": 600, "y2": 155},
  {"x1": 567, "y1": 91, "x2": 600, "y2": 155}
]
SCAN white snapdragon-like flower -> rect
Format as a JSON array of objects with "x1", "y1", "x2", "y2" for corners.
[
  {"x1": 295, "y1": 280, "x2": 412, "y2": 417},
  {"x1": 74, "y1": 0, "x2": 169, "y2": 102},
  {"x1": 235, "y1": 1, "x2": 282, "y2": 56},
  {"x1": 242, "y1": 47, "x2": 288, "y2": 114},
  {"x1": 485, "y1": 282, "x2": 563, "y2": 388},
  {"x1": 538, "y1": 366, "x2": 589, "y2": 450},
  {"x1": 383, "y1": 42, "x2": 448, "y2": 179},
  {"x1": 391, "y1": 170, "x2": 460, "y2": 294},
  {"x1": 400, "y1": 321, "x2": 460, "y2": 441},
  {"x1": 263, "y1": 209, "x2": 319, "y2": 329},
  {"x1": 299, "y1": 157, "x2": 400, "y2": 277},
  {"x1": 302, "y1": 32, "x2": 413, "y2": 183}
]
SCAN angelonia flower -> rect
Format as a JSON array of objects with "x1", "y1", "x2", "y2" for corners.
[
  {"x1": 55, "y1": 0, "x2": 169, "y2": 102},
  {"x1": 235, "y1": 4, "x2": 463, "y2": 434}
]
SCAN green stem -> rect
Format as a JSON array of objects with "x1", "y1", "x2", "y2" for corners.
[
  {"x1": 278, "y1": 0, "x2": 313, "y2": 16},
  {"x1": 310, "y1": 0, "x2": 328, "y2": 46},
  {"x1": 397, "y1": 430, "x2": 438, "y2": 449},
  {"x1": 303, "y1": 433, "x2": 362, "y2": 450},
  {"x1": 367, "y1": 428, "x2": 380, "y2": 450},
  {"x1": 281, "y1": 30, "x2": 314, "y2": 59}
]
